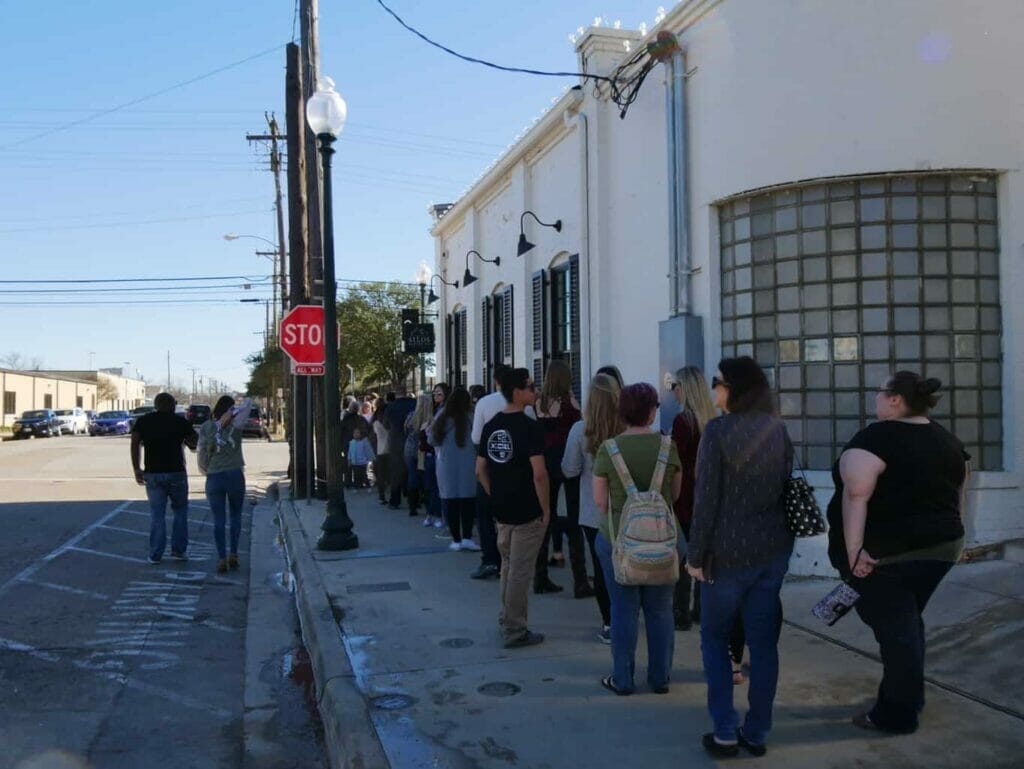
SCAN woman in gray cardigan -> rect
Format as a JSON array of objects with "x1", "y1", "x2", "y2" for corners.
[
  {"x1": 428, "y1": 387, "x2": 480, "y2": 551},
  {"x1": 561, "y1": 373, "x2": 622, "y2": 643},
  {"x1": 686, "y1": 356, "x2": 792, "y2": 759}
]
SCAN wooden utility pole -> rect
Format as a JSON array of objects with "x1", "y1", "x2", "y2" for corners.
[
  {"x1": 301, "y1": 0, "x2": 327, "y2": 497},
  {"x1": 286, "y1": 41, "x2": 310, "y2": 497}
]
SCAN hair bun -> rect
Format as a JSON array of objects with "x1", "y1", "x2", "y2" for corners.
[{"x1": 918, "y1": 377, "x2": 942, "y2": 395}]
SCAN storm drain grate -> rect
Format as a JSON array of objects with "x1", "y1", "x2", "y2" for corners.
[
  {"x1": 439, "y1": 637, "x2": 474, "y2": 648},
  {"x1": 346, "y1": 581, "x2": 412, "y2": 594},
  {"x1": 478, "y1": 682, "x2": 520, "y2": 697},
  {"x1": 370, "y1": 694, "x2": 416, "y2": 710}
]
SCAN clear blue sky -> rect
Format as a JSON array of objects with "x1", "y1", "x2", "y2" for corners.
[{"x1": 0, "y1": 0, "x2": 658, "y2": 392}]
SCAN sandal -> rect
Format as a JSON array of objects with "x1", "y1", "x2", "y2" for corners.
[{"x1": 601, "y1": 675, "x2": 631, "y2": 696}]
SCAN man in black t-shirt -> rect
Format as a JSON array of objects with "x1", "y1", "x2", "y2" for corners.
[
  {"x1": 130, "y1": 393, "x2": 198, "y2": 564},
  {"x1": 476, "y1": 368, "x2": 550, "y2": 648}
]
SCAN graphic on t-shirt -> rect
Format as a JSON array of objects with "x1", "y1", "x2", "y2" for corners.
[{"x1": 487, "y1": 429, "x2": 514, "y2": 463}]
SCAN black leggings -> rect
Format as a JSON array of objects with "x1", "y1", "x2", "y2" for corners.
[
  {"x1": 444, "y1": 498, "x2": 475, "y2": 542},
  {"x1": 582, "y1": 525, "x2": 611, "y2": 626}
]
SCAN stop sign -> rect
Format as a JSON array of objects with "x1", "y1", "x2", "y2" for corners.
[{"x1": 280, "y1": 305, "x2": 325, "y2": 365}]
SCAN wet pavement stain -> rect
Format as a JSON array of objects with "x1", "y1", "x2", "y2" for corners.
[
  {"x1": 430, "y1": 689, "x2": 466, "y2": 707},
  {"x1": 479, "y1": 737, "x2": 518, "y2": 764}
]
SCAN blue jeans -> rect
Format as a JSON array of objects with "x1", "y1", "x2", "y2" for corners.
[
  {"x1": 594, "y1": 532, "x2": 676, "y2": 692},
  {"x1": 700, "y1": 550, "x2": 790, "y2": 744},
  {"x1": 424, "y1": 454, "x2": 441, "y2": 519},
  {"x1": 205, "y1": 468, "x2": 245, "y2": 559},
  {"x1": 144, "y1": 471, "x2": 189, "y2": 561}
]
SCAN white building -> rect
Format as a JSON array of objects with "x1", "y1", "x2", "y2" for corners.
[{"x1": 429, "y1": 0, "x2": 1023, "y2": 572}]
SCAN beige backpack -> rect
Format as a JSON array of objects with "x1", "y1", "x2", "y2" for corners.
[{"x1": 606, "y1": 435, "x2": 679, "y2": 586}]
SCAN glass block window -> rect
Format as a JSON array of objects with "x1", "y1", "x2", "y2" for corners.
[{"x1": 719, "y1": 173, "x2": 1002, "y2": 470}]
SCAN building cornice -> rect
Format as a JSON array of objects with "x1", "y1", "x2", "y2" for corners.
[{"x1": 430, "y1": 88, "x2": 584, "y2": 239}]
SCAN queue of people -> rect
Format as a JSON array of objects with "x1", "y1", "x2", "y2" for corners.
[{"x1": 359, "y1": 358, "x2": 968, "y2": 756}]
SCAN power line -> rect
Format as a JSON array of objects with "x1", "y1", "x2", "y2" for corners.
[
  {"x1": 0, "y1": 282, "x2": 273, "y2": 295},
  {"x1": 373, "y1": 0, "x2": 618, "y2": 84},
  {"x1": 0, "y1": 207, "x2": 273, "y2": 234},
  {"x1": 0, "y1": 43, "x2": 287, "y2": 150},
  {"x1": 0, "y1": 275, "x2": 272, "y2": 285}
]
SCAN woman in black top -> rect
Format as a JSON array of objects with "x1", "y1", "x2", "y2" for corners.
[{"x1": 827, "y1": 371, "x2": 968, "y2": 735}]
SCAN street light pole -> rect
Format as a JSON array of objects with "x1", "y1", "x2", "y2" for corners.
[
  {"x1": 307, "y1": 77, "x2": 357, "y2": 552},
  {"x1": 419, "y1": 282, "x2": 427, "y2": 391}
]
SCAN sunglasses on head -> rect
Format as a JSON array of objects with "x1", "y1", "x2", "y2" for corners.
[{"x1": 712, "y1": 376, "x2": 728, "y2": 389}]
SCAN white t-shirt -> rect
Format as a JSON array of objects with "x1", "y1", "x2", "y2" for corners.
[{"x1": 471, "y1": 391, "x2": 536, "y2": 445}]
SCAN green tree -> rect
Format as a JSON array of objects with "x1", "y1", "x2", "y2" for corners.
[
  {"x1": 246, "y1": 345, "x2": 285, "y2": 397},
  {"x1": 338, "y1": 282, "x2": 425, "y2": 391}
]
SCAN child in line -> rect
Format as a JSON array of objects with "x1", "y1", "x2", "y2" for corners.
[{"x1": 348, "y1": 427, "x2": 375, "y2": 489}]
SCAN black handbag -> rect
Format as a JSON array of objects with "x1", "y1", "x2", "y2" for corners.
[{"x1": 783, "y1": 453, "x2": 827, "y2": 538}]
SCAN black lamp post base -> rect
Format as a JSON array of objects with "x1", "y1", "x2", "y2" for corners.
[{"x1": 317, "y1": 503, "x2": 359, "y2": 551}]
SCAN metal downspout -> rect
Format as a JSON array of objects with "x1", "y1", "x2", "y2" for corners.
[{"x1": 666, "y1": 45, "x2": 690, "y2": 317}]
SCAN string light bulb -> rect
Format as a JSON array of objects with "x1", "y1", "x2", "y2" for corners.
[
  {"x1": 623, "y1": 40, "x2": 632, "y2": 52},
  {"x1": 569, "y1": 33, "x2": 577, "y2": 44},
  {"x1": 655, "y1": 6, "x2": 667, "y2": 23},
  {"x1": 594, "y1": 17, "x2": 603, "y2": 27},
  {"x1": 613, "y1": 20, "x2": 622, "y2": 29},
  {"x1": 639, "y1": 22, "x2": 648, "y2": 35}
]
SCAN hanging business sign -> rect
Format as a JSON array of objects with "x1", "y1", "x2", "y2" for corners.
[{"x1": 403, "y1": 323, "x2": 435, "y2": 354}]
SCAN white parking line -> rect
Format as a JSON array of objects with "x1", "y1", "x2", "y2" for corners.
[
  {"x1": 0, "y1": 500, "x2": 134, "y2": 598},
  {"x1": 21, "y1": 580, "x2": 110, "y2": 601},
  {"x1": 68, "y1": 546, "x2": 149, "y2": 565},
  {"x1": 0, "y1": 636, "x2": 61, "y2": 662}
]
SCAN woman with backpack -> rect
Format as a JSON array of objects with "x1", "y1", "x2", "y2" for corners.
[
  {"x1": 429, "y1": 386, "x2": 480, "y2": 551},
  {"x1": 593, "y1": 382, "x2": 682, "y2": 695},
  {"x1": 686, "y1": 356, "x2": 793, "y2": 758},
  {"x1": 561, "y1": 373, "x2": 623, "y2": 644}
]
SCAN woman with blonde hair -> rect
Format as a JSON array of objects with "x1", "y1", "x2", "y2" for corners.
[
  {"x1": 670, "y1": 366, "x2": 718, "y2": 630},
  {"x1": 561, "y1": 373, "x2": 623, "y2": 643},
  {"x1": 534, "y1": 359, "x2": 586, "y2": 595},
  {"x1": 402, "y1": 393, "x2": 434, "y2": 518}
]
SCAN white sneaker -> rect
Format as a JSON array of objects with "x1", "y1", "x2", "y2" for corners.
[
  {"x1": 459, "y1": 538, "x2": 481, "y2": 551},
  {"x1": 448, "y1": 541, "x2": 462, "y2": 551},
  {"x1": 422, "y1": 516, "x2": 433, "y2": 527},
  {"x1": 433, "y1": 518, "x2": 444, "y2": 529}
]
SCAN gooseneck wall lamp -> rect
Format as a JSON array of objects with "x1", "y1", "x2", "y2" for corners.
[
  {"x1": 462, "y1": 249, "x2": 501, "y2": 287},
  {"x1": 427, "y1": 273, "x2": 459, "y2": 305},
  {"x1": 517, "y1": 210, "x2": 562, "y2": 256}
]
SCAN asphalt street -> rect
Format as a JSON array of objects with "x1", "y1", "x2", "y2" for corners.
[{"x1": 0, "y1": 432, "x2": 323, "y2": 769}]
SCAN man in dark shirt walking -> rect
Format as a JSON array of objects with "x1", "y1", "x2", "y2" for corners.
[
  {"x1": 476, "y1": 368, "x2": 550, "y2": 648},
  {"x1": 130, "y1": 392, "x2": 198, "y2": 563}
]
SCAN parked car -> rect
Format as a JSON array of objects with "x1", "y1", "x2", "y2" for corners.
[
  {"x1": 242, "y1": 407, "x2": 269, "y2": 439},
  {"x1": 12, "y1": 409, "x2": 62, "y2": 439},
  {"x1": 54, "y1": 407, "x2": 89, "y2": 435},
  {"x1": 186, "y1": 403, "x2": 212, "y2": 425},
  {"x1": 127, "y1": 405, "x2": 156, "y2": 428},
  {"x1": 89, "y1": 410, "x2": 131, "y2": 436}
]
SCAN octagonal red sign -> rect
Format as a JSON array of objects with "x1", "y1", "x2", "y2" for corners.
[{"x1": 280, "y1": 305, "x2": 325, "y2": 365}]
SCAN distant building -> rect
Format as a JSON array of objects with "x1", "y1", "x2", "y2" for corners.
[
  {"x1": 429, "y1": 1, "x2": 1022, "y2": 572},
  {"x1": 0, "y1": 369, "x2": 97, "y2": 427},
  {"x1": 38, "y1": 370, "x2": 146, "y2": 412}
]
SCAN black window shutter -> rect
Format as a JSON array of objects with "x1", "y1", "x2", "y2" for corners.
[
  {"x1": 569, "y1": 255, "x2": 582, "y2": 400},
  {"x1": 502, "y1": 285, "x2": 514, "y2": 366},
  {"x1": 458, "y1": 309, "x2": 468, "y2": 387},
  {"x1": 481, "y1": 296, "x2": 491, "y2": 388},
  {"x1": 445, "y1": 313, "x2": 454, "y2": 385},
  {"x1": 531, "y1": 270, "x2": 547, "y2": 388}
]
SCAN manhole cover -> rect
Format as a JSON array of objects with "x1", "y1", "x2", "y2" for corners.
[
  {"x1": 478, "y1": 682, "x2": 520, "y2": 697},
  {"x1": 370, "y1": 694, "x2": 416, "y2": 710},
  {"x1": 439, "y1": 637, "x2": 474, "y2": 648},
  {"x1": 347, "y1": 581, "x2": 412, "y2": 594}
]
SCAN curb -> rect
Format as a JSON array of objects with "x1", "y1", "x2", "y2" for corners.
[{"x1": 274, "y1": 482, "x2": 390, "y2": 769}]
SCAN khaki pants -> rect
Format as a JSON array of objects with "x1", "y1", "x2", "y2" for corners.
[{"x1": 496, "y1": 516, "x2": 547, "y2": 642}]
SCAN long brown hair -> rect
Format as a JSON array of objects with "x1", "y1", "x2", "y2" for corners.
[
  {"x1": 432, "y1": 387, "x2": 472, "y2": 447},
  {"x1": 584, "y1": 374, "x2": 623, "y2": 455},
  {"x1": 539, "y1": 359, "x2": 572, "y2": 414},
  {"x1": 673, "y1": 366, "x2": 717, "y2": 431}
]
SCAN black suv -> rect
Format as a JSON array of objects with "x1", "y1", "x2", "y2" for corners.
[
  {"x1": 186, "y1": 404, "x2": 212, "y2": 425},
  {"x1": 12, "y1": 409, "x2": 62, "y2": 439}
]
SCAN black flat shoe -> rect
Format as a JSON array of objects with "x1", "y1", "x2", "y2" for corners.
[
  {"x1": 737, "y1": 729, "x2": 767, "y2": 757},
  {"x1": 601, "y1": 675, "x2": 631, "y2": 696},
  {"x1": 702, "y1": 733, "x2": 738, "y2": 759},
  {"x1": 573, "y1": 584, "x2": 595, "y2": 599},
  {"x1": 534, "y1": 579, "x2": 564, "y2": 594}
]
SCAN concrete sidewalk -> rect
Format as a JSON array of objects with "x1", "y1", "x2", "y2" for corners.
[{"x1": 278, "y1": 487, "x2": 1023, "y2": 769}]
